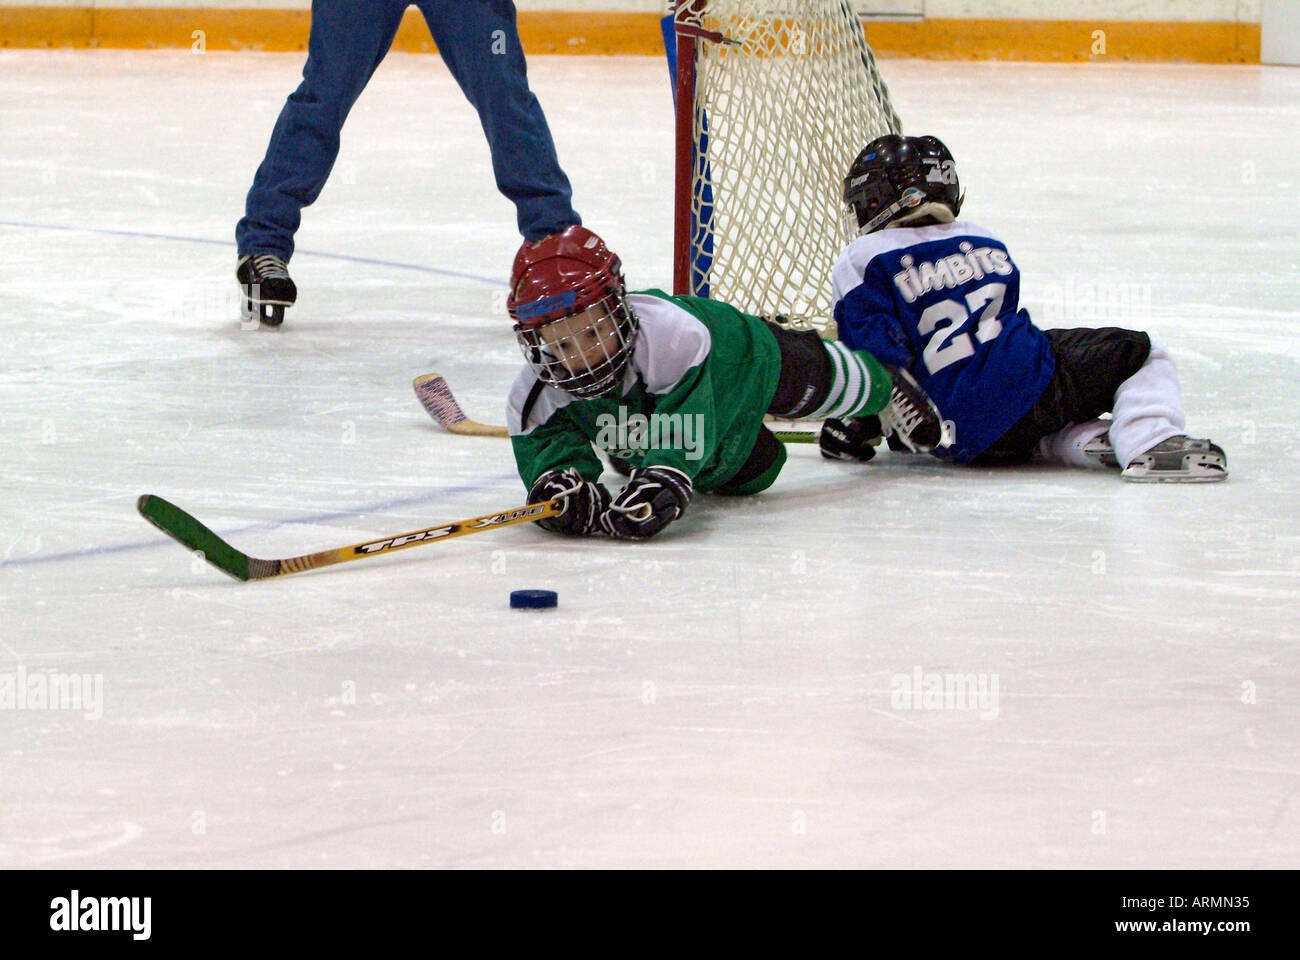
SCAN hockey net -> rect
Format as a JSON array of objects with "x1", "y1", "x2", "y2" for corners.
[{"x1": 672, "y1": 0, "x2": 901, "y2": 334}]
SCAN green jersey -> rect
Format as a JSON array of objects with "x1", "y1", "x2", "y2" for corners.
[{"x1": 507, "y1": 290, "x2": 783, "y2": 493}]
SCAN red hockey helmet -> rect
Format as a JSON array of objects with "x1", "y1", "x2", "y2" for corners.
[{"x1": 507, "y1": 226, "x2": 638, "y2": 399}]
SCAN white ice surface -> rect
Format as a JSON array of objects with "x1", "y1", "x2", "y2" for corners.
[{"x1": 1, "y1": 51, "x2": 1297, "y2": 868}]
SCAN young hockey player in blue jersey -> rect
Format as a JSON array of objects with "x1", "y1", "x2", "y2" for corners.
[
  {"x1": 820, "y1": 134, "x2": 1227, "y2": 482},
  {"x1": 503, "y1": 226, "x2": 942, "y2": 540}
]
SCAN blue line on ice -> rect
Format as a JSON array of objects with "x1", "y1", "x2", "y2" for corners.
[
  {"x1": 0, "y1": 220, "x2": 501, "y2": 286},
  {"x1": 0, "y1": 476, "x2": 522, "y2": 569}
]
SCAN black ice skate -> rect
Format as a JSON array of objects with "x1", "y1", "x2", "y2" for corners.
[
  {"x1": 1121, "y1": 435, "x2": 1228, "y2": 482},
  {"x1": 237, "y1": 254, "x2": 297, "y2": 326},
  {"x1": 879, "y1": 366, "x2": 945, "y2": 453}
]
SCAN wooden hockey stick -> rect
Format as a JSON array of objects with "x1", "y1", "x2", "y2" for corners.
[
  {"x1": 769, "y1": 425, "x2": 819, "y2": 444},
  {"x1": 412, "y1": 372, "x2": 820, "y2": 445},
  {"x1": 413, "y1": 373, "x2": 510, "y2": 437},
  {"x1": 137, "y1": 494, "x2": 561, "y2": 582}
]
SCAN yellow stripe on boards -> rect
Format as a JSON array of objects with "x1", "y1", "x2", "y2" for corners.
[
  {"x1": 864, "y1": 18, "x2": 1260, "y2": 63},
  {"x1": 0, "y1": 9, "x2": 1262, "y2": 63}
]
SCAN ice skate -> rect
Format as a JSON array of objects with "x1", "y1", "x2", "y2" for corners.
[
  {"x1": 236, "y1": 254, "x2": 297, "y2": 327},
  {"x1": 1081, "y1": 435, "x2": 1119, "y2": 469},
  {"x1": 879, "y1": 366, "x2": 944, "y2": 453},
  {"x1": 1121, "y1": 435, "x2": 1227, "y2": 482}
]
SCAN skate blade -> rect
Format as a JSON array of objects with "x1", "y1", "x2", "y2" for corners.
[
  {"x1": 1122, "y1": 463, "x2": 1229, "y2": 483},
  {"x1": 1122, "y1": 473, "x2": 1228, "y2": 483},
  {"x1": 240, "y1": 302, "x2": 287, "y2": 327}
]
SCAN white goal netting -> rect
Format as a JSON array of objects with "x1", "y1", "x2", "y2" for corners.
[{"x1": 675, "y1": 0, "x2": 901, "y2": 333}]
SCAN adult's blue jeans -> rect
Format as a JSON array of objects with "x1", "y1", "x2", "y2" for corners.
[{"x1": 236, "y1": 0, "x2": 580, "y2": 258}]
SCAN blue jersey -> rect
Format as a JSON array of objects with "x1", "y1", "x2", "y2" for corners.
[{"x1": 831, "y1": 220, "x2": 1055, "y2": 462}]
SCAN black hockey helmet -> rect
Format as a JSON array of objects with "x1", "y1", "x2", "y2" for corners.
[{"x1": 842, "y1": 134, "x2": 964, "y2": 236}]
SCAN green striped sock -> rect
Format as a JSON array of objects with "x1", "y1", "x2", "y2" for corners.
[{"x1": 810, "y1": 343, "x2": 893, "y2": 419}]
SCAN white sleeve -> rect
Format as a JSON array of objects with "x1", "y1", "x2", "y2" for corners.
[
  {"x1": 506, "y1": 367, "x2": 575, "y2": 436},
  {"x1": 626, "y1": 294, "x2": 712, "y2": 395}
]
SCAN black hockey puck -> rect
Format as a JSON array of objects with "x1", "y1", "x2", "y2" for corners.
[{"x1": 510, "y1": 589, "x2": 558, "y2": 610}]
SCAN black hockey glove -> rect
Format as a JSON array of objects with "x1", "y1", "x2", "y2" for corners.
[
  {"x1": 600, "y1": 466, "x2": 693, "y2": 541},
  {"x1": 820, "y1": 416, "x2": 883, "y2": 462},
  {"x1": 528, "y1": 468, "x2": 610, "y2": 537}
]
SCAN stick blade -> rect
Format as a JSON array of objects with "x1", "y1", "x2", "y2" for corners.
[
  {"x1": 136, "y1": 494, "x2": 253, "y2": 581},
  {"x1": 413, "y1": 373, "x2": 467, "y2": 428},
  {"x1": 412, "y1": 372, "x2": 509, "y2": 437}
]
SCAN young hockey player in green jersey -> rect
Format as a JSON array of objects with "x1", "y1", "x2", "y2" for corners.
[{"x1": 504, "y1": 226, "x2": 942, "y2": 540}]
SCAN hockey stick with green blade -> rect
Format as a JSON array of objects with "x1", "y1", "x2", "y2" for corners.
[{"x1": 136, "y1": 494, "x2": 562, "y2": 582}]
